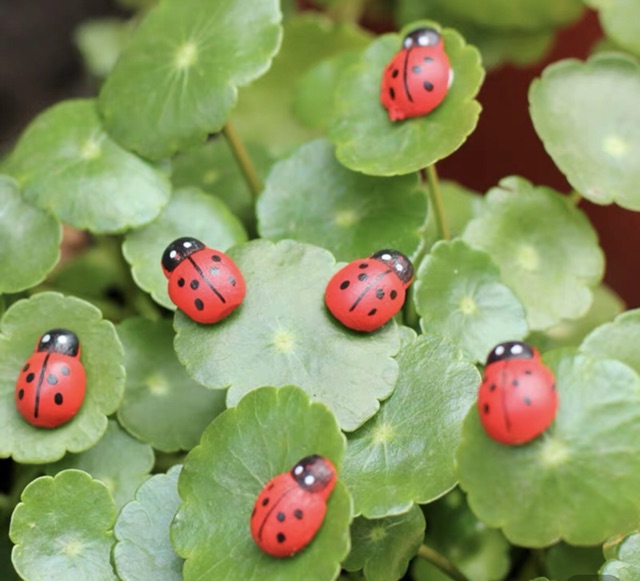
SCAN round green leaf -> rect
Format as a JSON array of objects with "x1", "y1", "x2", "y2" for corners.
[
  {"x1": 0, "y1": 292, "x2": 125, "y2": 463},
  {"x1": 530, "y1": 53, "x2": 640, "y2": 210},
  {"x1": 414, "y1": 239, "x2": 528, "y2": 362},
  {"x1": 546, "y1": 543, "x2": 604, "y2": 580},
  {"x1": 581, "y1": 308, "x2": 640, "y2": 375},
  {"x1": 328, "y1": 21, "x2": 484, "y2": 176},
  {"x1": 45, "y1": 420, "x2": 154, "y2": 510},
  {"x1": 233, "y1": 13, "x2": 372, "y2": 156},
  {"x1": 114, "y1": 465, "x2": 184, "y2": 581},
  {"x1": 412, "y1": 488, "x2": 511, "y2": 581},
  {"x1": 457, "y1": 350, "x2": 640, "y2": 546},
  {"x1": 122, "y1": 186, "x2": 247, "y2": 310},
  {"x1": 171, "y1": 385, "x2": 352, "y2": 581},
  {"x1": 342, "y1": 504, "x2": 425, "y2": 581},
  {"x1": 117, "y1": 318, "x2": 227, "y2": 452},
  {"x1": 98, "y1": 0, "x2": 282, "y2": 159},
  {"x1": 462, "y1": 176, "x2": 604, "y2": 330},
  {"x1": 343, "y1": 331, "x2": 480, "y2": 517},
  {"x1": 601, "y1": 531, "x2": 640, "y2": 579},
  {"x1": 0, "y1": 175, "x2": 61, "y2": 294},
  {"x1": 587, "y1": 0, "x2": 640, "y2": 58},
  {"x1": 174, "y1": 239, "x2": 400, "y2": 431},
  {"x1": 74, "y1": 18, "x2": 131, "y2": 78},
  {"x1": 257, "y1": 139, "x2": 425, "y2": 261},
  {"x1": 3, "y1": 99, "x2": 171, "y2": 233},
  {"x1": 10, "y1": 470, "x2": 117, "y2": 581}
]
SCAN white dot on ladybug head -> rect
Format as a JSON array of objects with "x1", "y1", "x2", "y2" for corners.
[
  {"x1": 495, "y1": 345, "x2": 505, "y2": 356},
  {"x1": 294, "y1": 466, "x2": 303, "y2": 475},
  {"x1": 304, "y1": 475, "x2": 315, "y2": 486},
  {"x1": 381, "y1": 253, "x2": 392, "y2": 261},
  {"x1": 183, "y1": 242, "x2": 192, "y2": 248},
  {"x1": 395, "y1": 264, "x2": 403, "y2": 271},
  {"x1": 511, "y1": 344, "x2": 523, "y2": 355},
  {"x1": 58, "y1": 336, "x2": 67, "y2": 343},
  {"x1": 169, "y1": 250, "x2": 178, "y2": 259},
  {"x1": 42, "y1": 334, "x2": 51, "y2": 343},
  {"x1": 418, "y1": 36, "x2": 428, "y2": 46}
]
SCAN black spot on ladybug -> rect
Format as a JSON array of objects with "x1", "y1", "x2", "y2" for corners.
[
  {"x1": 412, "y1": 65, "x2": 422, "y2": 73},
  {"x1": 389, "y1": 87, "x2": 396, "y2": 100},
  {"x1": 489, "y1": 384, "x2": 496, "y2": 392},
  {"x1": 61, "y1": 366, "x2": 70, "y2": 376},
  {"x1": 194, "y1": 299, "x2": 204, "y2": 311},
  {"x1": 229, "y1": 276, "x2": 237, "y2": 286},
  {"x1": 483, "y1": 403, "x2": 490, "y2": 414},
  {"x1": 54, "y1": 393, "x2": 63, "y2": 405},
  {"x1": 190, "y1": 280, "x2": 199, "y2": 290},
  {"x1": 359, "y1": 263, "x2": 369, "y2": 269},
  {"x1": 22, "y1": 363, "x2": 29, "y2": 372},
  {"x1": 277, "y1": 533, "x2": 286, "y2": 543},
  {"x1": 524, "y1": 370, "x2": 533, "y2": 375},
  {"x1": 376, "y1": 288, "x2": 385, "y2": 300},
  {"x1": 358, "y1": 273, "x2": 368, "y2": 281},
  {"x1": 251, "y1": 507, "x2": 256, "y2": 518},
  {"x1": 512, "y1": 380, "x2": 519, "y2": 387},
  {"x1": 340, "y1": 281, "x2": 350, "y2": 290},
  {"x1": 424, "y1": 57, "x2": 434, "y2": 62},
  {"x1": 368, "y1": 308, "x2": 377, "y2": 316},
  {"x1": 294, "y1": 509, "x2": 303, "y2": 519},
  {"x1": 262, "y1": 497, "x2": 269, "y2": 507},
  {"x1": 424, "y1": 81, "x2": 434, "y2": 91},
  {"x1": 212, "y1": 255, "x2": 221, "y2": 262},
  {"x1": 551, "y1": 383, "x2": 557, "y2": 391},
  {"x1": 268, "y1": 483, "x2": 275, "y2": 490},
  {"x1": 277, "y1": 512, "x2": 285, "y2": 522},
  {"x1": 390, "y1": 290, "x2": 398, "y2": 300},
  {"x1": 210, "y1": 267, "x2": 219, "y2": 276},
  {"x1": 18, "y1": 389, "x2": 24, "y2": 400},
  {"x1": 26, "y1": 373, "x2": 35, "y2": 383},
  {"x1": 392, "y1": 69, "x2": 399, "y2": 78},
  {"x1": 178, "y1": 278, "x2": 185, "y2": 287},
  {"x1": 47, "y1": 375, "x2": 58, "y2": 385},
  {"x1": 524, "y1": 397, "x2": 532, "y2": 406}
]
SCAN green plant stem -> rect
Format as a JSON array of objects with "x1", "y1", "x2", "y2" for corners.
[
  {"x1": 417, "y1": 544, "x2": 470, "y2": 581},
  {"x1": 222, "y1": 122, "x2": 263, "y2": 200},
  {"x1": 424, "y1": 164, "x2": 450, "y2": 241},
  {"x1": 569, "y1": 190, "x2": 582, "y2": 205},
  {"x1": 327, "y1": 0, "x2": 366, "y2": 23}
]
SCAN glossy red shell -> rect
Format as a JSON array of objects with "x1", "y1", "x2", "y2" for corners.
[
  {"x1": 325, "y1": 258, "x2": 411, "y2": 332},
  {"x1": 15, "y1": 349, "x2": 86, "y2": 429},
  {"x1": 250, "y1": 458, "x2": 336, "y2": 558},
  {"x1": 164, "y1": 246, "x2": 246, "y2": 324},
  {"x1": 380, "y1": 36, "x2": 451, "y2": 121},
  {"x1": 478, "y1": 348, "x2": 558, "y2": 445}
]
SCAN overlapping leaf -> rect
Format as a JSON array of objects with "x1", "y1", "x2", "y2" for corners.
[
  {"x1": 98, "y1": 0, "x2": 282, "y2": 159},
  {"x1": 10, "y1": 470, "x2": 118, "y2": 581},
  {"x1": 174, "y1": 239, "x2": 400, "y2": 431},
  {"x1": 342, "y1": 331, "x2": 480, "y2": 517},
  {"x1": 0, "y1": 176, "x2": 61, "y2": 294},
  {"x1": 586, "y1": 0, "x2": 640, "y2": 57},
  {"x1": 122, "y1": 186, "x2": 247, "y2": 310},
  {"x1": 462, "y1": 176, "x2": 604, "y2": 330},
  {"x1": 114, "y1": 465, "x2": 184, "y2": 581},
  {"x1": 3, "y1": 99, "x2": 171, "y2": 233},
  {"x1": 601, "y1": 531, "x2": 640, "y2": 579},
  {"x1": 257, "y1": 139, "x2": 425, "y2": 261},
  {"x1": 74, "y1": 18, "x2": 131, "y2": 78},
  {"x1": 457, "y1": 350, "x2": 640, "y2": 546},
  {"x1": 343, "y1": 504, "x2": 425, "y2": 581},
  {"x1": 45, "y1": 420, "x2": 154, "y2": 510},
  {"x1": 117, "y1": 318, "x2": 226, "y2": 452},
  {"x1": 171, "y1": 386, "x2": 352, "y2": 581},
  {"x1": 546, "y1": 543, "x2": 604, "y2": 580},
  {"x1": 328, "y1": 21, "x2": 484, "y2": 176},
  {"x1": 530, "y1": 53, "x2": 640, "y2": 210},
  {"x1": 0, "y1": 292, "x2": 125, "y2": 463},
  {"x1": 414, "y1": 239, "x2": 528, "y2": 362}
]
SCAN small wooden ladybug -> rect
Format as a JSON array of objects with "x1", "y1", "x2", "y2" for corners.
[
  {"x1": 250, "y1": 455, "x2": 336, "y2": 558},
  {"x1": 325, "y1": 249, "x2": 414, "y2": 332},
  {"x1": 161, "y1": 237, "x2": 246, "y2": 324},
  {"x1": 380, "y1": 27, "x2": 453, "y2": 122},
  {"x1": 15, "y1": 329, "x2": 86, "y2": 429},
  {"x1": 478, "y1": 341, "x2": 558, "y2": 445}
]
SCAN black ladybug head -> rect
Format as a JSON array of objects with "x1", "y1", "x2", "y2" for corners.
[
  {"x1": 371, "y1": 249, "x2": 414, "y2": 286},
  {"x1": 486, "y1": 341, "x2": 535, "y2": 366},
  {"x1": 37, "y1": 329, "x2": 80, "y2": 357},
  {"x1": 161, "y1": 237, "x2": 205, "y2": 276},
  {"x1": 403, "y1": 27, "x2": 441, "y2": 50},
  {"x1": 291, "y1": 455, "x2": 335, "y2": 493}
]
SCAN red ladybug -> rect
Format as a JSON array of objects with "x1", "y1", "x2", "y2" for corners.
[
  {"x1": 478, "y1": 341, "x2": 558, "y2": 445},
  {"x1": 15, "y1": 329, "x2": 86, "y2": 429},
  {"x1": 324, "y1": 249, "x2": 414, "y2": 332},
  {"x1": 380, "y1": 27, "x2": 453, "y2": 122},
  {"x1": 161, "y1": 237, "x2": 246, "y2": 324},
  {"x1": 250, "y1": 455, "x2": 336, "y2": 558}
]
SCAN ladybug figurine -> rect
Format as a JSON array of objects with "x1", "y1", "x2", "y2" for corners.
[
  {"x1": 380, "y1": 27, "x2": 453, "y2": 122},
  {"x1": 161, "y1": 237, "x2": 246, "y2": 324},
  {"x1": 325, "y1": 249, "x2": 414, "y2": 332},
  {"x1": 15, "y1": 329, "x2": 86, "y2": 429},
  {"x1": 478, "y1": 341, "x2": 558, "y2": 445},
  {"x1": 250, "y1": 455, "x2": 336, "y2": 558}
]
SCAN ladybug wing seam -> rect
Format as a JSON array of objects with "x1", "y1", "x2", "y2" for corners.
[
  {"x1": 187, "y1": 256, "x2": 226, "y2": 304},
  {"x1": 349, "y1": 270, "x2": 393, "y2": 312}
]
